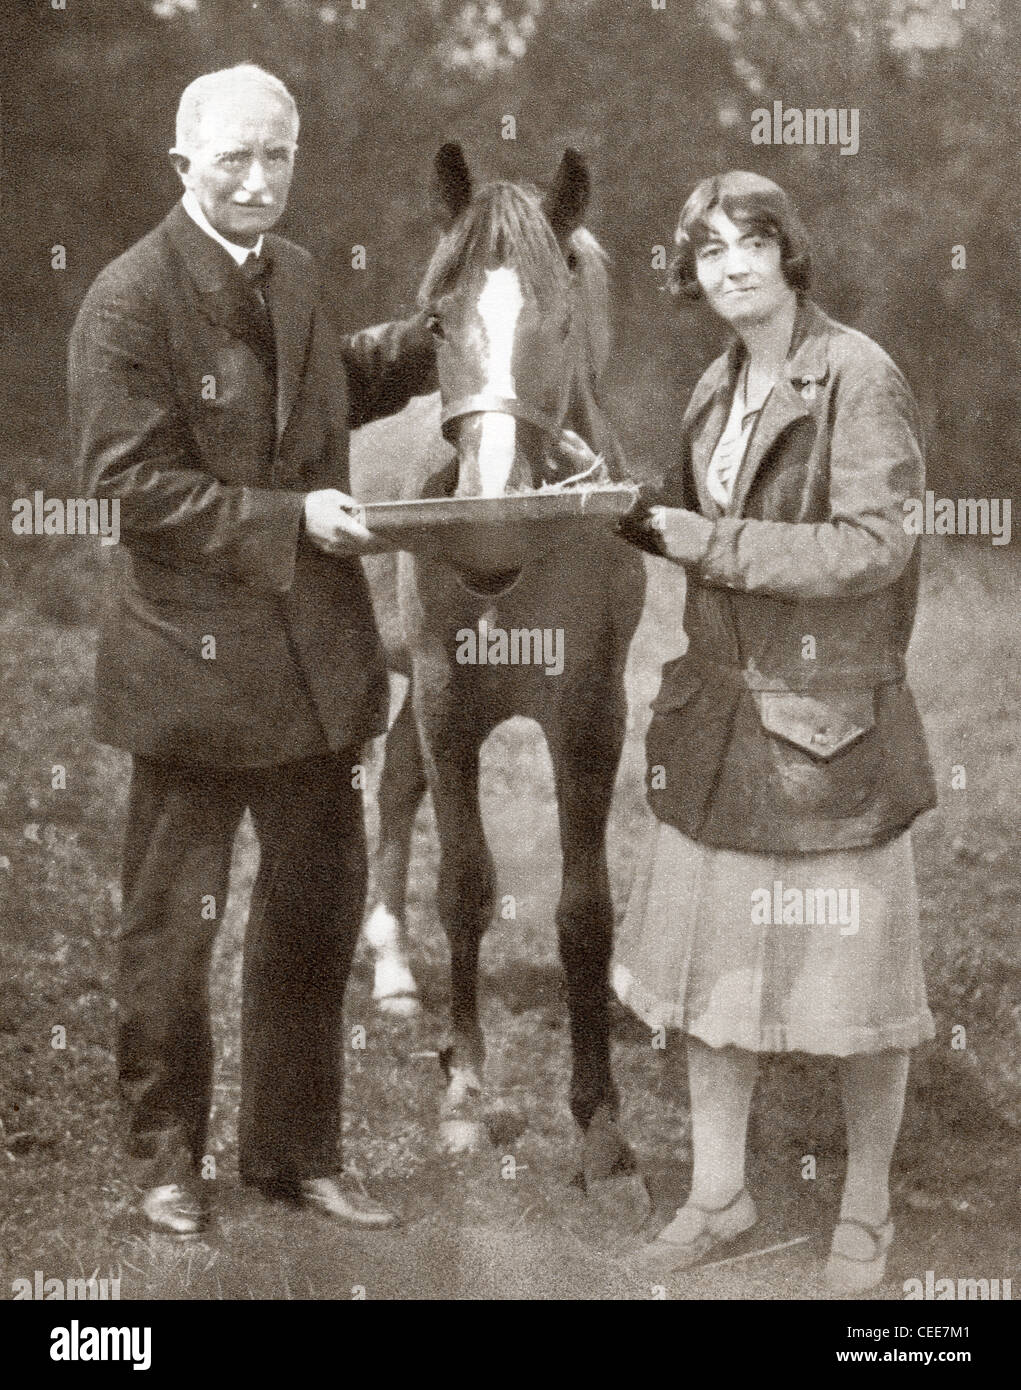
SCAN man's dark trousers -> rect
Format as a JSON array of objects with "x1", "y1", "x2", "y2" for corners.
[{"x1": 117, "y1": 748, "x2": 366, "y2": 1195}]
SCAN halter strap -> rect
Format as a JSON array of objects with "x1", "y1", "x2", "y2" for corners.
[{"x1": 440, "y1": 392, "x2": 563, "y2": 440}]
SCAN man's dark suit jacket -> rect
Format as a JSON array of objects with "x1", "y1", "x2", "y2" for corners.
[{"x1": 68, "y1": 202, "x2": 435, "y2": 765}]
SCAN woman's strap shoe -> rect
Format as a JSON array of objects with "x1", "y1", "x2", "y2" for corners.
[
  {"x1": 825, "y1": 1216, "x2": 894, "y2": 1294},
  {"x1": 633, "y1": 1187, "x2": 758, "y2": 1278}
]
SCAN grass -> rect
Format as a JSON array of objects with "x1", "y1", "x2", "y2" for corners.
[{"x1": 0, "y1": 528, "x2": 1018, "y2": 1300}]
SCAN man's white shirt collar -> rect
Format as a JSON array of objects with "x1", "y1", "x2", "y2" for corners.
[{"x1": 182, "y1": 191, "x2": 263, "y2": 266}]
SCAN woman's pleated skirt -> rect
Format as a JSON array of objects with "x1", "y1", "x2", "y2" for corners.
[{"x1": 611, "y1": 819, "x2": 935, "y2": 1055}]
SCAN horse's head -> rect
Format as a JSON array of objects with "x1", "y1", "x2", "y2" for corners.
[{"x1": 419, "y1": 144, "x2": 608, "y2": 504}]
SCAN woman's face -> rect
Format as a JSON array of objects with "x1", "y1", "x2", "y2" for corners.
[{"x1": 694, "y1": 208, "x2": 796, "y2": 329}]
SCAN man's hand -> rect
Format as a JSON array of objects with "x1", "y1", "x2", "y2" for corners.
[{"x1": 303, "y1": 489, "x2": 393, "y2": 556}]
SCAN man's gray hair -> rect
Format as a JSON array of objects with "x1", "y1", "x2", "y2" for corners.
[{"x1": 174, "y1": 64, "x2": 299, "y2": 150}]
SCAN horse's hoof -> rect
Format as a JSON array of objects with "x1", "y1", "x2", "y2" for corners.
[
  {"x1": 375, "y1": 992, "x2": 422, "y2": 1018},
  {"x1": 438, "y1": 1059, "x2": 486, "y2": 1153},
  {"x1": 585, "y1": 1171, "x2": 652, "y2": 1229},
  {"x1": 581, "y1": 1104, "x2": 636, "y2": 1183},
  {"x1": 483, "y1": 1104, "x2": 527, "y2": 1148},
  {"x1": 575, "y1": 1105, "x2": 650, "y2": 1226},
  {"x1": 438, "y1": 1119, "x2": 488, "y2": 1154}
]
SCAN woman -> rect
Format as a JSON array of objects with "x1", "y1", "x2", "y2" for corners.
[{"x1": 564, "y1": 170, "x2": 938, "y2": 1292}]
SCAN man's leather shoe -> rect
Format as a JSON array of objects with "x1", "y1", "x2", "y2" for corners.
[
  {"x1": 300, "y1": 1174, "x2": 397, "y2": 1228},
  {"x1": 141, "y1": 1182, "x2": 210, "y2": 1236}
]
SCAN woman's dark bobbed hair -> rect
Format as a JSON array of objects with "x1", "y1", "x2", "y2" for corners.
[{"x1": 668, "y1": 170, "x2": 813, "y2": 300}]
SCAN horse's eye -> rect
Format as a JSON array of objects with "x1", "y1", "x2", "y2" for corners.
[{"x1": 426, "y1": 312, "x2": 445, "y2": 339}]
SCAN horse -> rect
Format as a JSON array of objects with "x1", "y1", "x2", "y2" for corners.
[{"x1": 350, "y1": 144, "x2": 648, "y2": 1195}]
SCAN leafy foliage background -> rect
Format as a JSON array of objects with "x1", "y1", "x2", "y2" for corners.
[{"x1": 2, "y1": 0, "x2": 1017, "y2": 497}]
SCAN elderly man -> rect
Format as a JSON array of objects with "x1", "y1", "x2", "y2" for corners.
[{"x1": 68, "y1": 65, "x2": 435, "y2": 1235}]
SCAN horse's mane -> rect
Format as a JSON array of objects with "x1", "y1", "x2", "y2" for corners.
[{"x1": 417, "y1": 180, "x2": 611, "y2": 385}]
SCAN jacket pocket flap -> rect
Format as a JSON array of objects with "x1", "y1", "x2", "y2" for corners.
[
  {"x1": 756, "y1": 691, "x2": 876, "y2": 760},
  {"x1": 650, "y1": 655, "x2": 706, "y2": 713}
]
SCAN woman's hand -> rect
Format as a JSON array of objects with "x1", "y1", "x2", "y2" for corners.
[
  {"x1": 616, "y1": 485, "x2": 669, "y2": 557},
  {"x1": 651, "y1": 505, "x2": 715, "y2": 566},
  {"x1": 617, "y1": 493, "x2": 714, "y2": 566}
]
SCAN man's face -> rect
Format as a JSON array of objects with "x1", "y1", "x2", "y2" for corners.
[
  {"x1": 173, "y1": 86, "x2": 297, "y2": 246},
  {"x1": 694, "y1": 208, "x2": 794, "y2": 328}
]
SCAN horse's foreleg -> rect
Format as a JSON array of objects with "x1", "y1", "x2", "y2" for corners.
[
  {"x1": 415, "y1": 687, "x2": 495, "y2": 1152},
  {"x1": 364, "y1": 684, "x2": 426, "y2": 1016},
  {"x1": 546, "y1": 677, "x2": 638, "y2": 1133},
  {"x1": 548, "y1": 687, "x2": 648, "y2": 1216}
]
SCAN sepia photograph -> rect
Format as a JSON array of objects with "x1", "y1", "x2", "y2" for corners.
[{"x1": 1, "y1": 0, "x2": 1017, "y2": 1355}]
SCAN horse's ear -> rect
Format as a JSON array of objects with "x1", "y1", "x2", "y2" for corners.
[
  {"x1": 544, "y1": 148, "x2": 590, "y2": 239},
  {"x1": 433, "y1": 143, "x2": 473, "y2": 226}
]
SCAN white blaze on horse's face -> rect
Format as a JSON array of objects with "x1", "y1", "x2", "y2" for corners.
[{"x1": 474, "y1": 266, "x2": 525, "y2": 496}]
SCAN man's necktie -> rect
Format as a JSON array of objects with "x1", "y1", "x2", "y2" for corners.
[
  {"x1": 238, "y1": 248, "x2": 271, "y2": 288},
  {"x1": 236, "y1": 251, "x2": 275, "y2": 369}
]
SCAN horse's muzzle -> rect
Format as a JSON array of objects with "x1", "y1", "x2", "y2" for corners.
[{"x1": 455, "y1": 565, "x2": 524, "y2": 599}]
